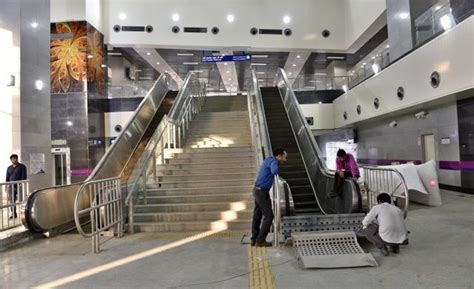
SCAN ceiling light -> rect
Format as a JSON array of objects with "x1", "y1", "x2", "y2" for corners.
[
  {"x1": 107, "y1": 52, "x2": 122, "y2": 56},
  {"x1": 146, "y1": 52, "x2": 151, "y2": 56},
  {"x1": 31, "y1": 22, "x2": 39, "y2": 28},
  {"x1": 440, "y1": 14, "x2": 454, "y2": 30},
  {"x1": 315, "y1": 73, "x2": 327, "y2": 76},
  {"x1": 228, "y1": 78, "x2": 232, "y2": 81},
  {"x1": 226, "y1": 71, "x2": 230, "y2": 73},
  {"x1": 399, "y1": 12, "x2": 409, "y2": 20},
  {"x1": 296, "y1": 55, "x2": 301, "y2": 59},
  {"x1": 362, "y1": 62, "x2": 366, "y2": 65},
  {"x1": 66, "y1": 121, "x2": 73, "y2": 127},
  {"x1": 34, "y1": 80, "x2": 44, "y2": 90},
  {"x1": 327, "y1": 56, "x2": 345, "y2": 60},
  {"x1": 165, "y1": 70, "x2": 168, "y2": 73},
  {"x1": 288, "y1": 72, "x2": 292, "y2": 75},
  {"x1": 292, "y1": 64, "x2": 296, "y2": 67},
  {"x1": 172, "y1": 13, "x2": 180, "y2": 22},
  {"x1": 223, "y1": 63, "x2": 228, "y2": 66},
  {"x1": 371, "y1": 56, "x2": 376, "y2": 60},
  {"x1": 156, "y1": 62, "x2": 160, "y2": 65},
  {"x1": 435, "y1": 5, "x2": 442, "y2": 10},
  {"x1": 342, "y1": 85, "x2": 348, "y2": 92},
  {"x1": 252, "y1": 55, "x2": 268, "y2": 58},
  {"x1": 283, "y1": 16, "x2": 291, "y2": 24},
  {"x1": 177, "y1": 53, "x2": 194, "y2": 56},
  {"x1": 227, "y1": 14, "x2": 235, "y2": 23},
  {"x1": 386, "y1": 45, "x2": 390, "y2": 48},
  {"x1": 372, "y1": 63, "x2": 380, "y2": 74},
  {"x1": 250, "y1": 63, "x2": 267, "y2": 66},
  {"x1": 119, "y1": 13, "x2": 127, "y2": 20},
  {"x1": 183, "y1": 62, "x2": 198, "y2": 65},
  {"x1": 256, "y1": 72, "x2": 265, "y2": 74}
]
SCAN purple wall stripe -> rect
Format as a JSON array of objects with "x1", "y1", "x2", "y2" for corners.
[
  {"x1": 71, "y1": 169, "x2": 93, "y2": 176},
  {"x1": 358, "y1": 159, "x2": 474, "y2": 171},
  {"x1": 439, "y1": 161, "x2": 474, "y2": 171}
]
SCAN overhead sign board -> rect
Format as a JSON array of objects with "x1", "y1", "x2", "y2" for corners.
[{"x1": 201, "y1": 55, "x2": 251, "y2": 63}]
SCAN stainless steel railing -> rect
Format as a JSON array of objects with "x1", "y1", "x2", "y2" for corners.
[
  {"x1": 362, "y1": 166, "x2": 409, "y2": 212},
  {"x1": 125, "y1": 72, "x2": 207, "y2": 233},
  {"x1": 1, "y1": 180, "x2": 29, "y2": 231},
  {"x1": 74, "y1": 177, "x2": 123, "y2": 253},
  {"x1": 248, "y1": 69, "x2": 296, "y2": 247}
]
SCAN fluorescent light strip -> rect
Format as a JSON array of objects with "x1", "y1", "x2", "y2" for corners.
[
  {"x1": 327, "y1": 56, "x2": 345, "y2": 60},
  {"x1": 315, "y1": 72, "x2": 327, "y2": 76},
  {"x1": 256, "y1": 72, "x2": 265, "y2": 74},
  {"x1": 183, "y1": 62, "x2": 198, "y2": 65},
  {"x1": 252, "y1": 55, "x2": 268, "y2": 58},
  {"x1": 107, "y1": 52, "x2": 122, "y2": 56},
  {"x1": 250, "y1": 63, "x2": 267, "y2": 66},
  {"x1": 177, "y1": 53, "x2": 194, "y2": 56}
]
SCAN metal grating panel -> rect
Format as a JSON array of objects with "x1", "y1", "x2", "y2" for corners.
[
  {"x1": 293, "y1": 231, "x2": 378, "y2": 268},
  {"x1": 282, "y1": 213, "x2": 365, "y2": 236}
]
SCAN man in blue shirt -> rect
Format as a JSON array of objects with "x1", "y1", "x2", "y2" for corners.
[
  {"x1": 6, "y1": 154, "x2": 27, "y2": 218},
  {"x1": 251, "y1": 148, "x2": 287, "y2": 247}
]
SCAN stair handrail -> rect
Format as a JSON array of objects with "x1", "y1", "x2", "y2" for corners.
[{"x1": 124, "y1": 72, "x2": 207, "y2": 233}]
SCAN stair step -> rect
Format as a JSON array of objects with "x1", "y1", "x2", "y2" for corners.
[
  {"x1": 133, "y1": 210, "x2": 253, "y2": 222},
  {"x1": 157, "y1": 172, "x2": 256, "y2": 182},
  {"x1": 157, "y1": 163, "x2": 256, "y2": 171},
  {"x1": 149, "y1": 178, "x2": 255, "y2": 189},
  {"x1": 135, "y1": 201, "x2": 254, "y2": 213},
  {"x1": 167, "y1": 156, "x2": 254, "y2": 165},
  {"x1": 157, "y1": 166, "x2": 256, "y2": 176},
  {"x1": 133, "y1": 220, "x2": 251, "y2": 232},
  {"x1": 145, "y1": 185, "x2": 253, "y2": 196},
  {"x1": 138, "y1": 193, "x2": 253, "y2": 204}
]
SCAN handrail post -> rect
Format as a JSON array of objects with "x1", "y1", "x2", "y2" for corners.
[{"x1": 128, "y1": 197, "x2": 134, "y2": 234}]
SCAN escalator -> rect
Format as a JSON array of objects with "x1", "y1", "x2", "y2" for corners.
[
  {"x1": 261, "y1": 87, "x2": 321, "y2": 214},
  {"x1": 22, "y1": 73, "x2": 202, "y2": 233},
  {"x1": 254, "y1": 69, "x2": 361, "y2": 216}
]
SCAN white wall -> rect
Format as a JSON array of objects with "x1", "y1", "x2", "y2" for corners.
[
  {"x1": 51, "y1": 0, "x2": 86, "y2": 23},
  {"x1": 86, "y1": 0, "x2": 104, "y2": 32},
  {"x1": 103, "y1": 0, "x2": 383, "y2": 51},
  {"x1": 334, "y1": 15, "x2": 474, "y2": 128},
  {"x1": 344, "y1": 0, "x2": 386, "y2": 48},
  {"x1": 104, "y1": 111, "x2": 134, "y2": 137},
  {"x1": 300, "y1": 104, "x2": 335, "y2": 130}
]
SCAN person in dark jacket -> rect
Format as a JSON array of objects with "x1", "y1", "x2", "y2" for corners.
[
  {"x1": 251, "y1": 148, "x2": 287, "y2": 247},
  {"x1": 6, "y1": 154, "x2": 27, "y2": 218},
  {"x1": 329, "y1": 149, "x2": 360, "y2": 198}
]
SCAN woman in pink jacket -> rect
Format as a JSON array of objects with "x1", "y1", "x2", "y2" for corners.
[{"x1": 329, "y1": 149, "x2": 360, "y2": 198}]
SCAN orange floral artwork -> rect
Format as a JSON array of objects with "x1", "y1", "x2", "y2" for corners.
[
  {"x1": 87, "y1": 26, "x2": 106, "y2": 94},
  {"x1": 50, "y1": 22, "x2": 88, "y2": 93}
]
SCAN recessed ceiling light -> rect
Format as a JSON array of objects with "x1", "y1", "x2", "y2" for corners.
[
  {"x1": 66, "y1": 120, "x2": 73, "y2": 127},
  {"x1": 386, "y1": 45, "x2": 390, "y2": 48},
  {"x1": 227, "y1": 14, "x2": 235, "y2": 23},
  {"x1": 288, "y1": 72, "x2": 292, "y2": 75},
  {"x1": 371, "y1": 56, "x2": 376, "y2": 60},
  {"x1": 223, "y1": 62, "x2": 228, "y2": 66},
  {"x1": 177, "y1": 53, "x2": 194, "y2": 56},
  {"x1": 250, "y1": 63, "x2": 267, "y2": 66},
  {"x1": 146, "y1": 52, "x2": 151, "y2": 56},
  {"x1": 256, "y1": 72, "x2": 265, "y2": 74},
  {"x1": 156, "y1": 62, "x2": 160, "y2": 65},
  {"x1": 228, "y1": 78, "x2": 232, "y2": 81},
  {"x1": 172, "y1": 13, "x2": 180, "y2": 22},
  {"x1": 183, "y1": 62, "x2": 198, "y2": 65},
  {"x1": 362, "y1": 62, "x2": 366, "y2": 65},
  {"x1": 31, "y1": 22, "x2": 39, "y2": 28},
  {"x1": 165, "y1": 70, "x2": 168, "y2": 73},
  {"x1": 283, "y1": 16, "x2": 291, "y2": 24},
  {"x1": 252, "y1": 55, "x2": 268, "y2": 58},
  {"x1": 327, "y1": 56, "x2": 345, "y2": 60},
  {"x1": 119, "y1": 13, "x2": 127, "y2": 20},
  {"x1": 292, "y1": 64, "x2": 296, "y2": 67},
  {"x1": 296, "y1": 55, "x2": 301, "y2": 59}
]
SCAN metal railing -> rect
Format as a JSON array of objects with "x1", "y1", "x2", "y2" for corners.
[
  {"x1": 1, "y1": 180, "x2": 29, "y2": 231},
  {"x1": 414, "y1": 0, "x2": 451, "y2": 46},
  {"x1": 125, "y1": 72, "x2": 207, "y2": 233},
  {"x1": 289, "y1": 75, "x2": 351, "y2": 91},
  {"x1": 74, "y1": 177, "x2": 123, "y2": 253},
  {"x1": 248, "y1": 69, "x2": 296, "y2": 247},
  {"x1": 362, "y1": 167, "x2": 409, "y2": 212}
]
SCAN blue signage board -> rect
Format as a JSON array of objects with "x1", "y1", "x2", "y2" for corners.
[{"x1": 201, "y1": 54, "x2": 251, "y2": 63}]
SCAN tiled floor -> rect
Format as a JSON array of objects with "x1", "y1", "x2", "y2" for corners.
[{"x1": 0, "y1": 190, "x2": 473, "y2": 289}]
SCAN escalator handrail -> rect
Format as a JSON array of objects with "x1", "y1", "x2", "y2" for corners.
[
  {"x1": 168, "y1": 72, "x2": 200, "y2": 122},
  {"x1": 251, "y1": 70, "x2": 273, "y2": 159},
  {"x1": 88, "y1": 73, "x2": 175, "y2": 181}
]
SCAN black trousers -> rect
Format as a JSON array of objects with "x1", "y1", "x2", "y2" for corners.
[
  {"x1": 333, "y1": 171, "x2": 353, "y2": 195},
  {"x1": 251, "y1": 187, "x2": 274, "y2": 243}
]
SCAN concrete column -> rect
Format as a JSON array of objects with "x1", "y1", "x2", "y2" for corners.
[{"x1": 386, "y1": 0, "x2": 414, "y2": 62}]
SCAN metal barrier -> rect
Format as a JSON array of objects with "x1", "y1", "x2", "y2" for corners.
[
  {"x1": 74, "y1": 177, "x2": 123, "y2": 253},
  {"x1": 362, "y1": 166, "x2": 409, "y2": 212},
  {"x1": 1, "y1": 180, "x2": 29, "y2": 231},
  {"x1": 125, "y1": 73, "x2": 206, "y2": 233}
]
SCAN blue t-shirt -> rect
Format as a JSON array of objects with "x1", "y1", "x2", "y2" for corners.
[{"x1": 255, "y1": 156, "x2": 280, "y2": 190}]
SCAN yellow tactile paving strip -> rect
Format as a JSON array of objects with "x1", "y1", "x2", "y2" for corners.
[{"x1": 248, "y1": 245, "x2": 277, "y2": 289}]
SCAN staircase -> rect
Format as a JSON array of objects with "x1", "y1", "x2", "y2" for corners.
[
  {"x1": 260, "y1": 87, "x2": 321, "y2": 215},
  {"x1": 133, "y1": 95, "x2": 256, "y2": 232}
]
